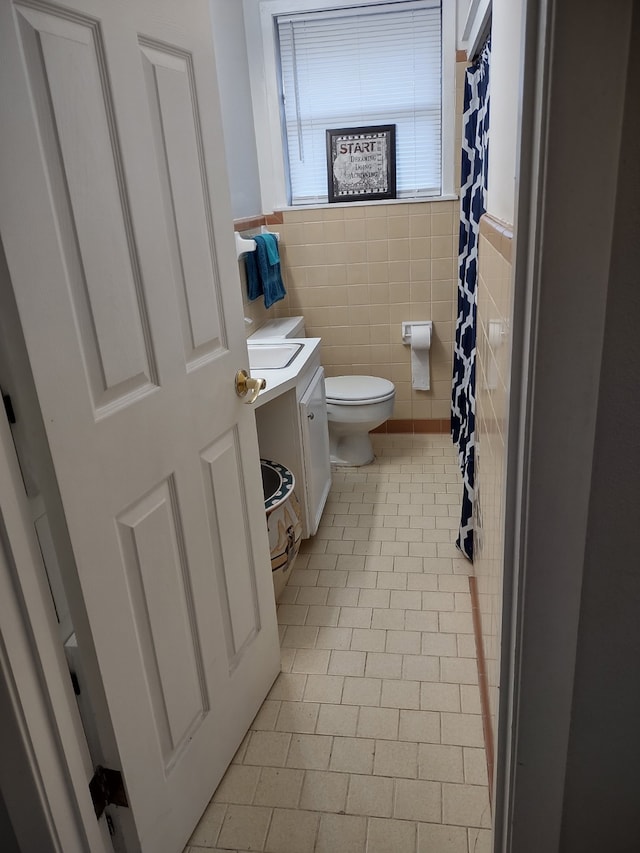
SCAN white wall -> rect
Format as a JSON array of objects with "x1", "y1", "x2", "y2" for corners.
[
  {"x1": 209, "y1": 0, "x2": 523, "y2": 222},
  {"x1": 456, "y1": 0, "x2": 471, "y2": 47},
  {"x1": 456, "y1": 0, "x2": 523, "y2": 225},
  {"x1": 486, "y1": 0, "x2": 524, "y2": 225},
  {"x1": 208, "y1": 0, "x2": 262, "y2": 219}
]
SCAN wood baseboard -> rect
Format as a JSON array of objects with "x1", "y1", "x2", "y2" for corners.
[
  {"x1": 372, "y1": 419, "x2": 450, "y2": 434},
  {"x1": 233, "y1": 212, "x2": 283, "y2": 232},
  {"x1": 468, "y1": 575, "x2": 495, "y2": 800}
]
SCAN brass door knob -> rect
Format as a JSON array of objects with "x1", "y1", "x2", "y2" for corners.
[{"x1": 235, "y1": 369, "x2": 266, "y2": 404}]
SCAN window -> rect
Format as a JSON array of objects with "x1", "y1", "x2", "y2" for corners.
[
  {"x1": 248, "y1": 0, "x2": 454, "y2": 210},
  {"x1": 276, "y1": 1, "x2": 442, "y2": 205}
]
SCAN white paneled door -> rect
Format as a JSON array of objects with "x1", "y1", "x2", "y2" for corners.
[{"x1": 0, "y1": 1, "x2": 280, "y2": 851}]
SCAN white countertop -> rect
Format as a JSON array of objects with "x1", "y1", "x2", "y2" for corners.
[{"x1": 249, "y1": 338, "x2": 322, "y2": 407}]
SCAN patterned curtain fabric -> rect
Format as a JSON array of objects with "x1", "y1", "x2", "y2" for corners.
[{"x1": 451, "y1": 37, "x2": 491, "y2": 561}]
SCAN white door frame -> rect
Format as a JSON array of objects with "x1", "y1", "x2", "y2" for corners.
[
  {"x1": 0, "y1": 408, "x2": 112, "y2": 853},
  {"x1": 493, "y1": 0, "x2": 634, "y2": 850}
]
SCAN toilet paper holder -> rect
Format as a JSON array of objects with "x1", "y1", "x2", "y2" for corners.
[
  {"x1": 401, "y1": 321, "x2": 432, "y2": 343},
  {"x1": 402, "y1": 321, "x2": 433, "y2": 391}
]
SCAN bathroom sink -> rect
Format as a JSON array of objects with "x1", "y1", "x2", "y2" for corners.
[{"x1": 247, "y1": 342, "x2": 304, "y2": 370}]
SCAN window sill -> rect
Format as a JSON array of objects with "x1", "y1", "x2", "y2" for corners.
[{"x1": 275, "y1": 194, "x2": 459, "y2": 213}]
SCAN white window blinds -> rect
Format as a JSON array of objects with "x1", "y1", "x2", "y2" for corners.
[{"x1": 276, "y1": 1, "x2": 442, "y2": 206}]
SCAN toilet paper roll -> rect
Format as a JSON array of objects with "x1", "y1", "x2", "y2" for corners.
[{"x1": 410, "y1": 324, "x2": 432, "y2": 390}]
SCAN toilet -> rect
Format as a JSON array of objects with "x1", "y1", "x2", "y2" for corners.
[
  {"x1": 249, "y1": 317, "x2": 395, "y2": 466},
  {"x1": 324, "y1": 375, "x2": 395, "y2": 466}
]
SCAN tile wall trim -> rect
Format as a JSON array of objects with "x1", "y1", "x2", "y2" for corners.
[
  {"x1": 479, "y1": 212, "x2": 513, "y2": 263},
  {"x1": 469, "y1": 574, "x2": 495, "y2": 799},
  {"x1": 234, "y1": 212, "x2": 284, "y2": 232},
  {"x1": 372, "y1": 419, "x2": 450, "y2": 434}
]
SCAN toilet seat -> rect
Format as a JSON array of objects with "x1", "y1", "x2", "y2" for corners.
[{"x1": 325, "y1": 375, "x2": 395, "y2": 405}]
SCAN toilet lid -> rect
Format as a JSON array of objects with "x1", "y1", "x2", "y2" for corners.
[{"x1": 325, "y1": 375, "x2": 395, "y2": 405}]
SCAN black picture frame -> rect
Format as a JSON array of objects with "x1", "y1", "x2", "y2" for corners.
[{"x1": 326, "y1": 125, "x2": 396, "y2": 204}]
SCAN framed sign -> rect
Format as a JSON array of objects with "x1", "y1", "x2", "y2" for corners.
[{"x1": 326, "y1": 125, "x2": 396, "y2": 204}]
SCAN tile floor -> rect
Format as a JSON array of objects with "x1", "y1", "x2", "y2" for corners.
[{"x1": 186, "y1": 435, "x2": 491, "y2": 853}]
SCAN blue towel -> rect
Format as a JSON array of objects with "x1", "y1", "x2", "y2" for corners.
[
  {"x1": 263, "y1": 232, "x2": 280, "y2": 266},
  {"x1": 244, "y1": 233, "x2": 286, "y2": 309},
  {"x1": 245, "y1": 250, "x2": 262, "y2": 301}
]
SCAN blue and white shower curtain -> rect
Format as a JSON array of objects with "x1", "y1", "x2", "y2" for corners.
[{"x1": 451, "y1": 37, "x2": 491, "y2": 561}]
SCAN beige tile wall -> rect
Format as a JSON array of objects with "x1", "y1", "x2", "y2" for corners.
[
  {"x1": 473, "y1": 220, "x2": 514, "y2": 764},
  {"x1": 238, "y1": 59, "x2": 468, "y2": 424},
  {"x1": 272, "y1": 201, "x2": 458, "y2": 421}
]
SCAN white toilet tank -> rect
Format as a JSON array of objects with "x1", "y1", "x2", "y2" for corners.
[{"x1": 249, "y1": 316, "x2": 306, "y2": 339}]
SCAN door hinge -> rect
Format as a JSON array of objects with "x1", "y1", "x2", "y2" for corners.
[
  {"x1": 105, "y1": 813, "x2": 116, "y2": 837},
  {"x1": 2, "y1": 392, "x2": 16, "y2": 424},
  {"x1": 69, "y1": 670, "x2": 81, "y2": 696},
  {"x1": 89, "y1": 766, "x2": 128, "y2": 819}
]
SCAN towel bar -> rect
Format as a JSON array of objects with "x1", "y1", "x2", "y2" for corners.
[{"x1": 235, "y1": 229, "x2": 280, "y2": 259}]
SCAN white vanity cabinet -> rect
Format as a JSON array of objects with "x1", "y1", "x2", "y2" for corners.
[
  {"x1": 299, "y1": 366, "x2": 332, "y2": 535},
  {"x1": 253, "y1": 345, "x2": 331, "y2": 539}
]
